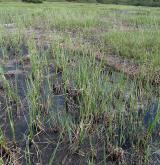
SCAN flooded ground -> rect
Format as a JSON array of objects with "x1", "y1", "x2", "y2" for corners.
[
  {"x1": 0, "y1": 3, "x2": 160, "y2": 165},
  {"x1": 0, "y1": 43, "x2": 159, "y2": 164}
]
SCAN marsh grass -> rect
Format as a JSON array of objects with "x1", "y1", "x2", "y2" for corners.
[{"x1": 0, "y1": 2, "x2": 159, "y2": 164}]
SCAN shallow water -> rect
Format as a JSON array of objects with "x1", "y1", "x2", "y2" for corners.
[{"x1": 0, "y1": 45, "x2": 159, "y2": 164}]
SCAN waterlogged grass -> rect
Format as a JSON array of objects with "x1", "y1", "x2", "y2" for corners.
[{"x1": 0, "y1": 2, "x2": 159, "y2": 164}]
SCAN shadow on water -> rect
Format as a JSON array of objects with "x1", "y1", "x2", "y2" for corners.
[{"x1": 144, "y1": 99, "x2": 159, "y2": 128}]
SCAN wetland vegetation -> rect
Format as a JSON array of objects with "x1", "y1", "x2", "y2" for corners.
[{"x1": 0, "y1": 1, "x2": 159, "y2": 165}]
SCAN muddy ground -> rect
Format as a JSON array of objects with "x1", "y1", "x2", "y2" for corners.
[{"x1": 0, "y1": 24, "x2": 159, "y2": 164}]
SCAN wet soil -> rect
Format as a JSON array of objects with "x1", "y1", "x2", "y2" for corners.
[
  {"x1": 0, "y1": 54, "x2": 159, "y2": 164},
  {"x1": 2, "y1": 23, "x2": 160, "y2": 86},
  {"x1": 0, "y1": 47, "x2": 83, "y2": 164},
  {"x1": 0, "y1": 25, "x2": 159, "y2": 164}
]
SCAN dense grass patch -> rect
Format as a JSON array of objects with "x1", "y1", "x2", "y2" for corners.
[{"x1": 105, "y1": 31, "x2": 160, "y2": 65}]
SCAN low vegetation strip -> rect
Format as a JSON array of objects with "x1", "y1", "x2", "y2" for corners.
[{"x1": 1, "y1": 0, "x2": 160, "y2": 7}]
